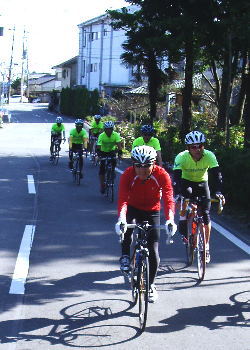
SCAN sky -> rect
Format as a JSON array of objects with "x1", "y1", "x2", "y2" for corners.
[{"x1": 0, "y1": 0, "x2": 128, "y2": 76}]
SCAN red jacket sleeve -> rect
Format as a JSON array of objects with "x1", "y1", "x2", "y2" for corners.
[
  {"x1": 159, "y1": 168, "x2": 175, "y2": 220},
  {"x1": 117, "y1": 167, "x2": 132, "y2": 219}
]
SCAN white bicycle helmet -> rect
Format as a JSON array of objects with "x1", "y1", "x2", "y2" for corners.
[
  {"x1": 185, "y1": 131, "x2": 206, "y2": 144},
  {"x1": 56, "y1": 116, "x2": 63, "y2": 123},
  {"x1": 94, "y1": 114, "x2": 101, "y2": 119},
  {"x1": 104, "y1": 121, "x2": 114, "y2": 129},
  {"x1": 131, "y1": 145, "x2": 157, "y2": 164}
]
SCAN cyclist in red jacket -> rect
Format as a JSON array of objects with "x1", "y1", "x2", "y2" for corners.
[{"x1": 115, "y1": 145, "x2": 176, "y2": 302}]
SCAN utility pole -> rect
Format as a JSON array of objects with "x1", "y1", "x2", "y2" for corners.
[
  {"x1": 20, "y1": 28, "x2": 27, "y2": 102},
  {"x1": 7, "y1": 26, "x2": 15, "y2": 104}
]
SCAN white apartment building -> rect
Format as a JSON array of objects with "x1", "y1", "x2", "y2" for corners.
[{"x1": 77, "y1": 6, "x2": 138, "y2": 95}]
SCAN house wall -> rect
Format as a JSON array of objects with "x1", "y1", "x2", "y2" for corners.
[{"x1": 78, "y1": 17, "x2": 132, "y2": 93}]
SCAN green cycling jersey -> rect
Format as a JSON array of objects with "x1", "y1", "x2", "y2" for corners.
[
  {"x1": 51, "y1": 123, "x2": 65, "y2": 133},
  {"x1": 70, "y1": 128, "x2": 88, "y2": 144},
  {"x1": 132, "y1": 136, "x2": 161, "y2": 151},
  {"x1": 97, "y1": 131, "x2": 121, "y2": 152},
  {"x1": 173, "y1": 149, "x2": 219, "y2": 182},
  {"x1": 90, "y1": 120, "x2": 104, "y2": 135}
]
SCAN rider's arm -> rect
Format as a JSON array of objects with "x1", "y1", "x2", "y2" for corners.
[
  {"x1": 117, "y1": 141, "x2": 122, "y2": 151},
  {"x1": 208, "y1": 166, "x2": 223, "y2": 193},
  {"x1": 69, "y1": 135, "x2": 73, "y2": 149},
  {"x1": 117, "y1": 168, "x2": 131, "y2": 220},
  {"x1": 173, "y1": 169, "x2": 182, "y2": 196},
  {"x1": 83, "y1": 137, "x2": 88, "y2": 149},
  {"x1": 160, "y1": 169, "x2": 175, "y2": 220},
  {"x1": 116, "y1": 141, "x2": 123, "y2": 157}
]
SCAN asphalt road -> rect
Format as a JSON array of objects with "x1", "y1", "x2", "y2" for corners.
[{"x1": 0, "y1": 103, "x2": 249, "y2": 350}]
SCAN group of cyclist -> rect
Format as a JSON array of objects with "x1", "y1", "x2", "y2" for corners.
[{"x1": 50, "y1": 115, "x2": 225, "y2": 303}]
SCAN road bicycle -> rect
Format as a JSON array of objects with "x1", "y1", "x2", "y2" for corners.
[
  {"x1": 89, "y1": 136, "x2": 99, "y2": 166},
  {"x1": 72, "y1": 150, "x2": 83, "y2": 185},
  {"x1": 101, "y1": 155, "x2": 118, "y2": 202},
  {"x1": 51, "y1": 137, "x2": 62, "y2": 165},
  {"x1": 120, "y1": 221, "x2": 174, "y2": 332},
  {"x1": 178, "y1": 196, "x2": 224, "y2": 281}
]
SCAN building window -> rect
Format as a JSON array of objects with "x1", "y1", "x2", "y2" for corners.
[
  {"x1": 83, "y1": 29, "x2": 86, "y2": 47},
  {"x1": 62, "y1": 69, "x2": 67, "y2": 79},
  {"x1": 90, "y1": 63, "x2": 97, "y2": 72},
  {"x1": 90, "y1": 32, "x2": 99, "y2": 41},
  {"x1": 82, "y1": 60, "x2": 86, "y2": 77},
  {"x1": 103, "y1": 28, "x2": 108, "y2": 37}
]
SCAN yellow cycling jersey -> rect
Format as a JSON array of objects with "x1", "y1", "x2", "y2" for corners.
[{"x1": 173, "y1": 149, "x2": 219, "y2": 182}]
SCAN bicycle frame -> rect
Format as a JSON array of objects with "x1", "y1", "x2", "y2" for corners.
[
  {"x1": 72, "y1": 151, "x2": 82, "y2": 185},
  {"x1": 90, "y1": 136, "x2": 98, "y2": 165},
  {"x1": 51, "y1": 137, "x2": 61, "y2": 165},
  {"x1": 179, "y1": 196, "x2": 207, "y2": 281},
  {"x1": 123, "y1": 221, "x2": 166, "y2": 331},
  {"x1": 101, "y1": 156, "x2": 116, "y2": 202}
]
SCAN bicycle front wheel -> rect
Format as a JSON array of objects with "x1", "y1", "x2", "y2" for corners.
[
  {"x1": 138, "y1": 255, "x2": 149, "y2": 331},
  {"x1": 186, "y1": 220, "x2": 195, "y2": 266},
  {"x1": 73, "y1": 159, "x2": 81, "y2": 185},
  {"x1": 53, "y1": 146, "x2": 59, "y2": 165},
  {"x1": 105, "y1": 170, "x2": 114, "y2": 202},
  {"x1": 196, "y1": 223, "x2": 206, "y2": 281},
  {"x1": 130, "y1": 252, "x2": 138, "y2": 305}
]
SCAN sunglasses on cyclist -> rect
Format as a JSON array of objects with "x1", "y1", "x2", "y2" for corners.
[
  {"x1": 189, "y1": 144, "x2": 203, "y2": 150},
  {"x1": 134, "y1": 163, "x2": 152, "y2": 168}
]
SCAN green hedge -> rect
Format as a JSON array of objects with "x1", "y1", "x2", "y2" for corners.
[
  {"x1": 60, "y1": 87, "x2": 100, "y2": 118},
  {"x1": 216, "y1": 148, "x2": 250, "y2": 209}
]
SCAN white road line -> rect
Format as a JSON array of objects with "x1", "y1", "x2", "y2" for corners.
[
  {"x1": 27, "y1": 174, "x2": 36, "y2": 194},
  {"x1": 9, "y1": 225, "x2": 36, "y2": 294},
  {"x1": 212, "y1": 220, "x2": 250, "y2": 255}
]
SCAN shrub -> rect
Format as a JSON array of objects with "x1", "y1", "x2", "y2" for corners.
[
  {"x1": 216, "y1": 148, "x2": 250, "y2": 209},
  {"x1": 60, "y1": 87, "x2": 100, "y2": 118}
]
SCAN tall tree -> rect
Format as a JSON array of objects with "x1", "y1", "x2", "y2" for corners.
[{"x1": 243, "y1": 56, "x2": 250, "y2": 149}]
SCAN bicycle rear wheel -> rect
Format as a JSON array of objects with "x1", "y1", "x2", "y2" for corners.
[
  {"x1": 138, "y1": 255, "x2": 149, "y2": 331},
  {"x1": 196, "y1": 223, "x2": 206, "y2": 281},
  {"x1": 186, "y1": 220, "x2": 195, "y2": 266}
]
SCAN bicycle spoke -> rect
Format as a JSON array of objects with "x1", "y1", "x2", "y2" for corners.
[
  {"x1": 130, "y1": 254, "x2": 138, "y2": 305},
  {"x1": 197, "y1": 223, "x2": 206, "y2": 281},
  {"x1": 186, "y1": 220, "x2": 195, "y2": 266},
  {"x1": 138, "y1": 256, "x2": 149, "y2": 331}
]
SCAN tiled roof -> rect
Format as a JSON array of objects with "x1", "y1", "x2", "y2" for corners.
[
  {"x1": 29, "y1": 75, "x2": 55, "y2": 86},
  {"x1": 125, "y1": 85, "x2": 148, "y2": 95}
]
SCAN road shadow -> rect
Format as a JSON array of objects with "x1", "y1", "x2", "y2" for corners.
[
  {"x1": 146, "y1": 290, "x2": 250, "y2": 334},
  {"x1": 0, "y1": 297, "x2": 141, "y2": 347}
]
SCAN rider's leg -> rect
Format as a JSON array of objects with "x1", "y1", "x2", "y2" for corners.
[
  {"x1": 68, "y1": 148, "x2": 73, "y2": 169},
  {"x1": 201, "y1": 182, "x2": 211, "y2": 245},
  {"x1": 204, "y1": 222, "x2": 211, "y2": 245},
  {"x1": 120, "y1": 205, "x2": 135, "y2": 271},
  {"x1": 50, "y1": 136, "x2": 54, "y2": 156},
  {"x1": 147, "y1": 210, "x2": 160, "y2": 286}
]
